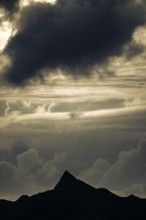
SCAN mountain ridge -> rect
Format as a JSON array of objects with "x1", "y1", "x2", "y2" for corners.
[{"x1": 0, "y1": 170, "x2": 146, "y2": 220}]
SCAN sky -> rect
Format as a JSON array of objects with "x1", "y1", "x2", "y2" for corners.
[{"x1": 0, "y1": 0, "x2": 146, "y2": 201}]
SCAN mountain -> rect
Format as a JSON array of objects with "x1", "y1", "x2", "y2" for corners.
[{"x1": 0, "y1": 170, "x2": 146, "y2": 220}]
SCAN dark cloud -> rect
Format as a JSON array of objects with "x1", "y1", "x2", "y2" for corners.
[
  {"x1": 0, "y1": 0, "x2": 19, "y2": 13},
  {"x1": 3, "y1": 0, "x2": 146, "y2": 85},
  {"x1": 0, "y1": 0, "x2": 20, "y2": 25}
]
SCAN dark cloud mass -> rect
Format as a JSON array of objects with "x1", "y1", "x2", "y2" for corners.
[
  {"x1": 0, "y1": 0, "x2": 19, "y2": 12},
  {"x1": 3, "y1": 0, "x2": 146, "y2": 84}
]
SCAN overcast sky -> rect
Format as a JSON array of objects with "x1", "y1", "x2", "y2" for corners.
[{"x1": 0, "y1": 0, "x2": 146, "y2": 201}]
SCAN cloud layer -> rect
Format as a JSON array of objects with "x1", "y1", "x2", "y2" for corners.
[
  {"x1": 2, "y1": 0, "x2": 146, "y2": 84},
  {"x1": 0, "y1": 81, "x2": 146, "y2": 200},
  {"x1": 1, "y1": 137, "x2": 146, "y2": 200}
]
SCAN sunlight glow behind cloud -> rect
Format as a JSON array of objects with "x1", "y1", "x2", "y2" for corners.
[
  {"x1": 20, "y1": 0, "x2": 56, "y2": 7},
  {"x1": 0, "y1": 21, "x2": 11, "y2": 52},
  {"x1": 133, "y1": 26, "x2": 146, "y2": 46}
]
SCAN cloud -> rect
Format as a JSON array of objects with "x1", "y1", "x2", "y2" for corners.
[
  {"x1": 0, "y1": 133, "x2": 146, "y2": 200},
  {"x1": 16, "y1": 148, "x2": 42, "y2": 173},
  {"x1": 0, "y1": 0, "x2": 20, "y2": 21},
  {"x1": 0, "y1": 0, "x2": 19, "y2": 12},
  {"x1": 38, "y1": 151, "x2": 68, "y2": 185},
  {"x1": 78, "y1": 139, "x2": 146, "y2": 197},
  {"x1": 0, "y1": 161, "x2": 17, "y2": 195},
  {"x1": 0, "y1": 89, "x2": 146, "y2": 200},
  {"x1": 0, "y1": 144, "x2": 44, "y2": 199},
  {"x1": 4, "y1": 99, "x2": 36, "y2": 116},
  {"x1": 78, "y1": 159, "x2": 110, "y2": 186},
  {"x1": 100, "y1": 139, "x2": 146, "y2": 192},
  {"x1": 0, "y1": 141, "x2": 29, "y2": 164},
  {"x1": 0, "y1": 143, "x2": 69, "y2": 200},
  {"x1": 0, "y1": 54, "x2": 11, "y2": 77},
  {"x1": 2, "y1": 0, "x2": 146, "y2": 85}
]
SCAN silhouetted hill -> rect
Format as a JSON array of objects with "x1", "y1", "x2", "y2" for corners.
[{"x1": 0, "y1": 171, "x2": 146, "y2": 220}]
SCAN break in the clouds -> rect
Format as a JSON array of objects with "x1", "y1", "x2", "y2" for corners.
[{"x1": 2, "y1": 0, "x2": 146, "y2": 84}]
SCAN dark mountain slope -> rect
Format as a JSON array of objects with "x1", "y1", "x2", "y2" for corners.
[{"x1": 0, "y1": 171, "x2": 146, "y2": 220}]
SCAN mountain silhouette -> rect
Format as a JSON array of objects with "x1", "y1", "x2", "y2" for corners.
[{"x1": 0, "y1": 170, "x2": 146, "y2": 220}]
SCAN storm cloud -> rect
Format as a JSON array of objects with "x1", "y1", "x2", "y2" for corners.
[
  {"x1": 3, "y1": 0, "x2": 146, "y2": 85},
  {"x1": 0, "y1": 0, "x2": 19, "y2": 13}
]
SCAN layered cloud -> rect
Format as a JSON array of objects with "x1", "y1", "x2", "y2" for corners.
[
  {"x1": 0, "y1": 0, "x2": 146, "y2": 203},
  {"x1": 1, "y1": 0, "x2": 146, "y2": 84},
  {"x1": 0, "y1": 83, "x2": 146, "y2": 201},
  {"x1": 1, "y1": 137, "x2": 146, "y2": 200}
]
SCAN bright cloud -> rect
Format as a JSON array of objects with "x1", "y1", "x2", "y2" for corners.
[{"x1": 20, "y1": 0, "x2": 56, "y2": 8}]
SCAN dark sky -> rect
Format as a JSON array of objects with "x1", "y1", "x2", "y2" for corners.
[
  {"x1": 1, "y1": 0, "x2": 146, "y2": 84},
  {"x1": 0, "y1": 0, "x2": 146, "y2": 201},
  {"x1": 0, "y1": 0, "x2": 19, "y2": 12}
]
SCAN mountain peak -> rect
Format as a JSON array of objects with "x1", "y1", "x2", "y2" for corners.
[
  {"x1": 54, "y1": 170, "x2": 77, "y2": 190},
  {"x1": 62, "y1": 170, "x2": 76, "y2": 179},
  {"x1": 1, "y1": 171, "x2": 146, "y2": 220}
]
